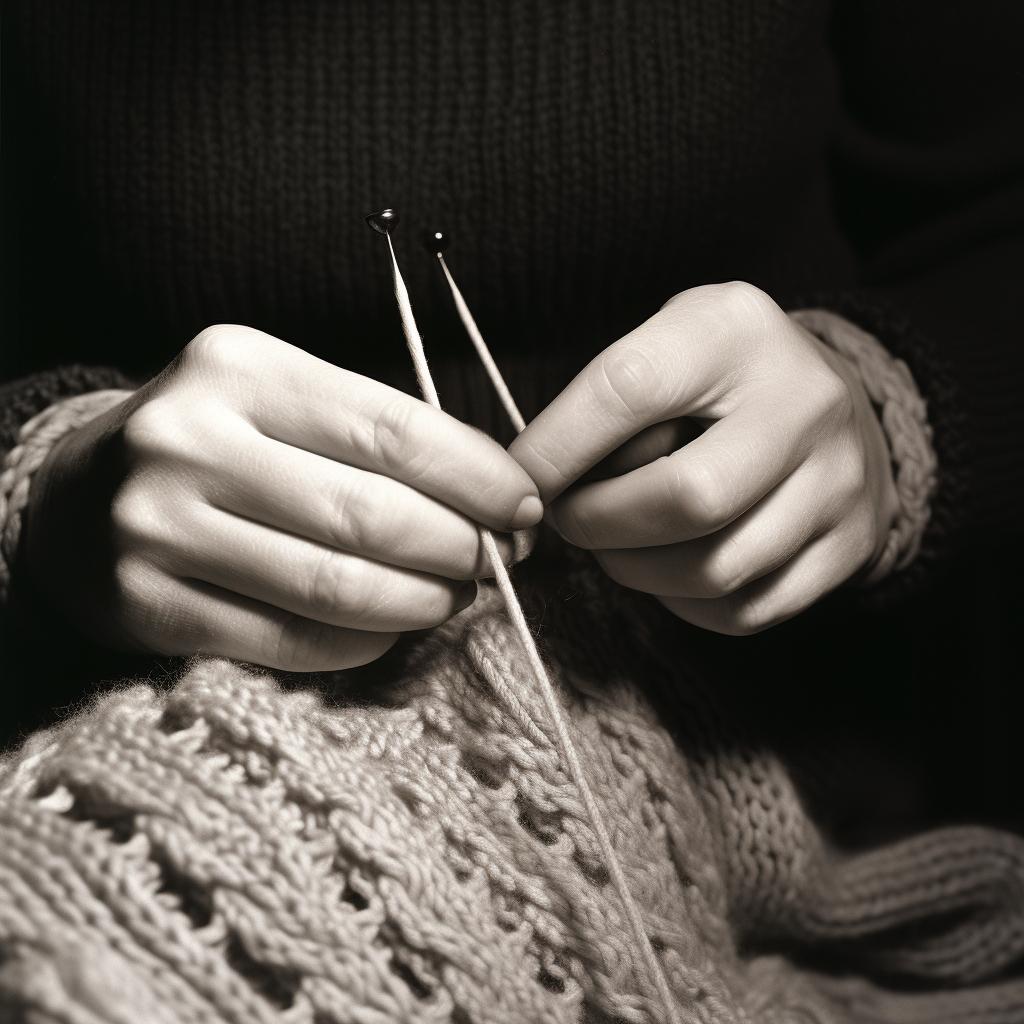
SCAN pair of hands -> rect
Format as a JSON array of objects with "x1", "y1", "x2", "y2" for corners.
[{"x1": 27, "y1": 282, "x2": 896, "y2": 671}]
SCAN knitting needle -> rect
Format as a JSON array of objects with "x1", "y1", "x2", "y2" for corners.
[
  {"x1": 366, "y1": 209, "x2": 545, "y2": 750},
  {"x1": 366, "y1": 210, "x2": 680, "y2": 1024},
  {"x1": 423, "y1": 230, "x2": 526, "y2": 434}
]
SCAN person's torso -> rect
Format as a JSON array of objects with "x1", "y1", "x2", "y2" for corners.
[{"x1": 4, "y1": 0, "x2": 856, "y2": 393}]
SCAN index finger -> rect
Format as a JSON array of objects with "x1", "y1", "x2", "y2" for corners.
[
  {"x1": 508, "y1": 283, "x2": 766, "y2": 503},
  {"x1": 201, "y1": 326, "x2": 543, "y2": 532}
]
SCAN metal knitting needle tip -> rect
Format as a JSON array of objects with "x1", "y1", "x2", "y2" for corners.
[
  {"x1": 422, "y1": 228, "x2": 450, "y2": 255},
  {"x1": 366, "y1": 209, "x2": 440, "y2": 406},
  {"x1": 428, "y1": 229, "x2": 526, "y2": 434},
  {"x1": 365, "y1": 208, "x2": 400, "y2": 235}
]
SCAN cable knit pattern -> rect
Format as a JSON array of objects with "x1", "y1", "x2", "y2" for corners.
[
  {"x1": 790, "y1": 292, "x2": 970, "y2": 605},
  {"x1": 791, "y1": 309, "x2": 937, "y2": 583},
  {"x1": 0, "y1": 389, "x2": 133, "y2": 604},
  {"x1": 1, "y1": 570, "x2": 1022, "y2": 1024}
]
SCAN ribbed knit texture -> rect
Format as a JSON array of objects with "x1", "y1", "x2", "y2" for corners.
[
  {"x1": 0, "y1": 368, "x2": 134, "y2": 459},
  {"x1": 0, "y1": 389, "x2": 132, "y2": 603},
  {"x1": 2, "y1": 569, "x2": 1023, "y2": 1024},
  {"x1": 2, "y1": 0, "x2": 848, "y2": 375},
  {"x1": 790, "y1": 309, "x2": 937, "y2": 584},
  {"x1": 4, "y1": 0, "x2": 1022, "y2": 586}
]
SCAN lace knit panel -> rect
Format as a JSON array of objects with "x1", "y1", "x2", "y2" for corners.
[{"x1": 2, "y1": 576, "x2": 1023, "y2": 1024}]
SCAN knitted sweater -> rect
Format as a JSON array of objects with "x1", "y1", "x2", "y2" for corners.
[
  {"x1": 1, "y1": 6, "x2": 1023, "y2": 1017},
  {"x1": 2, "y1": 564, "x2": 1023, "y2": 1024}
]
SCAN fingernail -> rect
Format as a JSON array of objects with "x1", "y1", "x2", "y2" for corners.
[{"x1": 509, "y1": 494, "x2": 544, "y2": 530}]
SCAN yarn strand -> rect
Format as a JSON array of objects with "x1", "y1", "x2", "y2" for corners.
[{"x1": 382, "y1": 231, "x2": 679, "y2": 1024}]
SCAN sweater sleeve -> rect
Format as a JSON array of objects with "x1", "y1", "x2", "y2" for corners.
[
  {"x1": 0, "y1": 365, "x2": 136, "y2": 454},
  {"x1": 0, "y1": 367, "x2": 154, "y2": 748},
  {"x1": 0, "y1": 367, "x2": 136, "y2": 595},
  {"x1": 820, "y1": 1, "x2": 1024, "y2": 595}
]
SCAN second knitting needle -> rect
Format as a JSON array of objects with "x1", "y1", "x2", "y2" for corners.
[{"x1": 424, "y1": 230, "x2": 526, "y2": 434}]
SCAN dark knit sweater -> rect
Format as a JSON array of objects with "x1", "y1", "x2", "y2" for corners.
[
  {"x1": 4, "y1": 0, "x2": 1024, "y2": 533},
  {"x1": 3, "y1": 0, "x2": 1023, "y2": 569},
  {"x1": 1, "y1": 0, "x2": 1023, "y2": 838}
]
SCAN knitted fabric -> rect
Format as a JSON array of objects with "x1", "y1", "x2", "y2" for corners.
[
  {"x1": 2, "y1": 567, "x2": 1023, "y2": 1024},
  {"x1": 0, "y1": 389, "x2": 132, "y2": 603},
  {"x1": 0, "y1": 367, "x2": 135, "y2": 461},
  {"x1": 790, "y1": 309, "x2": 937, "y2": 584}
]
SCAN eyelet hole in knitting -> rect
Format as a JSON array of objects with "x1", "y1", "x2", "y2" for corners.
[
  {"x1": 458, "y1": 746, "x2": 508, "y2": 790},
  {"x1": 340, "y1": 881, "x2": 369, "y2": 911},
  {"x1": 391, "y1": 780, "x2": 427, "y2": 817},
  {"x1": 388, "y1": 956, "x2": 432, "y2": 1000},
  {"x1": 536, "y1": 963, "x2": 567, "y2": 994},
  {"x1": 59, "y1": 785, "x2": 136, "y2": 844},
  {"x1": 572, "y1": 848, "x2": 610, "y2": 887},
  {"x1": 31, "y1": 779, "x2": 58, "y2": 800},
  {"x1": 514, "y1": 794, "x2": 560, "y2": 846},
  {"x1": 224, "y1": 932, "x2": 301, "y2": 1010},
  {"x1": 46, "y1": 782, "x2": 225, "y2": 934},
  {"x1": 152, "y1": 852, "x2": 213, "y2": 929},
  {"x1": 157, "y1": 706, "x2": 197, "y2": 735}
]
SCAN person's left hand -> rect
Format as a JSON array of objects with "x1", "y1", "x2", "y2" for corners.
[{"x1": 509, "y1": 282, "x2": 898, "y2": 635}]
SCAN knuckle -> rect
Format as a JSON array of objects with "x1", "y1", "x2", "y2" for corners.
[
  {"x1": 111, "y1": 553, "x2": 146, "y2": 599},
  {"x1": 368, "y1": 398, "x2": 425, "y2": 479},
  {"x1": 109, "y1": 485, "x2": 164, "y2": 544},
  {"x1": 121, "y1": 400, "x2": 182, "y2": 459},
  {"x1": 839, "y1": 453, "x2": 868, "y2": 500},
  {"x1": 701, "y1": 542, "x2": 747, "y2": 597},
  {"x1": 805, "y1": 368, "x2": 854, "y2": 429},
  {"x1": 674, "y1": 458, "x2": 733, "y2": 531},
  {"x1": 108, "y1": 487, "x2": 144, "y2": 538},
  {"x1": 308, "y1": 552, "x2": 363, "y2": 621},
  {"x1": 327, "y1": 475, "x2": 378, "y2": 554},
  {"x1": 598, "y1": 345, "x2": 669, "y2": 419},
  {"x1": 714, "y1": 280, "x2": 777, "y2": 322},
  {"x1": 184, "y1": 324, "x2": 257, "y2": 374}
]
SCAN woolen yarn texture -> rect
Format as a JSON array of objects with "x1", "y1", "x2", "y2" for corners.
[{"x1": 2, "y1": 564, "x2": 1022, "y2": 1024}]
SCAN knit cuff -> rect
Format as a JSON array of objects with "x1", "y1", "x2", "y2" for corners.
[
  {"x1": 0, "y1": 365, "x2": 136, "y2": 453},
  {"x1": 788, "y1": 294, "x2": 968, "y2": 606},
  {"x1": 791, "y1": 309, "x2": 938, "y2": 586},
  {"x1": 0, "y1": 389, "x2": 133, "y2": 604}
]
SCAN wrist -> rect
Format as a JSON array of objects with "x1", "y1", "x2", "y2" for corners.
[
  {"x1": 790, "y1": 309, "x2": 937, "y2": 586},
  {"x1": 1, "y1": 389, "x2": 133, "y2": 605}
]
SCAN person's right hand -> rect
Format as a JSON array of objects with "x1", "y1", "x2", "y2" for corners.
[{"x1": 25, "y1": 325, "x2": 542, "y2": 670}]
